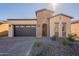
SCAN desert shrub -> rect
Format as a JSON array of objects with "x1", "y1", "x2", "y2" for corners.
[
  {"x1": 35, "y1": 45, "x2": 53, "y2": 56},
  {"x1": 34, "y1": 42, "x2": 42, "y2": 47},
  {"x1": 47, "y1": 46, "x2": 53, "y2": 51},
  {"x1": 62, "y1": 33, "x2": 77, "y2": 46},
  {"x1": 67, "y1": 33, "x2": 77, "y2": 42},
  {"x1": 51, "y1": 35, "x2": 58, "y2": 41},
  {"x1": 63, "y1": 37, "x2": 68, "y2": 46}
]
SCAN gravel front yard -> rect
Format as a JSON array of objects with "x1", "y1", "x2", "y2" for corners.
[
  {"x1": 0, "y1": 37, "x2": 79, "y2": 56},
  {"x1": 29, "y1": 38, "x2": 79, "y2": 56}
]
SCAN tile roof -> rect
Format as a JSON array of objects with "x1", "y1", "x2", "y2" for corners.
[
  {"x1": 50, "y1": 13, "x2": 73, "y2": 19},
  {"x1": 71, "y1": 20, "x2": 79, "y2": 24}
]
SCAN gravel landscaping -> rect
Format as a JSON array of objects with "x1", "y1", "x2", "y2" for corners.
[
  {"x1": 0, "y1": 37, "x2": 79, "y2": 56},
  {"x1": 29, "y1": 38, "x2": 79, "y2": 56}
]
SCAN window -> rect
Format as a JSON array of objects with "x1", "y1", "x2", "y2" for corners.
[
  {"x1": 62, "y1": 23, "x2": 66, "y2": 37},
  {"x1": 31, "y1": 26, "x2": 36, "y2": 27},
  {"x1": 15, "y1": 26, "x2": 20, "y2": 27},
  {"x1": 20, "y1": 26, "x2": 24, "y2": 28},
  {"x1": 62, "y1": 23, "x2": 66, "y2": 31},
  {"x1": 54, "y1": 23, "x2": 59, "y2": 37},
  {"x1": 26, "y1": 26, "x2": 30, "y2": 28}
]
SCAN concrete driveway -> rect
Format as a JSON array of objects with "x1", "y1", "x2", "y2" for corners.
[{"x1": 0, "y1": 37, "x2": 36, "y2": 56}]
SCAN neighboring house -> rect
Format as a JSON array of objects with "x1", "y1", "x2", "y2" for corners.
[
  {"x1": 7, "y1": 9, "x2": 72, "y2": 38},
  {"x1": 0, "y1": 21, "x2": 8, "y2": 37},
  {"x1": 71, "y1": 20, "x2": 79, "y2": 37}
]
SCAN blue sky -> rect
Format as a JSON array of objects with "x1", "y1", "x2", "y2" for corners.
[{"x1": 0, "y1": 3, "x2": 79, "y2": 20}]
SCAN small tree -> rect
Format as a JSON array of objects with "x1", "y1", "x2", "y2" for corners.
[
  {"x1": 62, "y1": 33, "x2": 77, "y2": 46},
  {"x1": 67, "y1": 33, "x2": 77, "y2": 42}
]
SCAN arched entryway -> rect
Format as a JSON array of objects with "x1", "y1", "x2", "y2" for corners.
[{"x1": 42, "y1": 24, "x2": 47, "y2": 36}]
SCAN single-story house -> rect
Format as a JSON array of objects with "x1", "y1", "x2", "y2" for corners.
[
  {"x1": 71, "y1": 20, "x2": 79, "y2": 37},
  {"x1": 6, "y1": 8, "x2": 72, "y2": 38},
  {"x1": 0, "y1": 20, "x2": 8, "y2": 37}
]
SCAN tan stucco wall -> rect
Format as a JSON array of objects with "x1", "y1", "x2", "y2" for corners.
[
  {"x1": 0, "y1": 23, "x2": 8, "y2": 37},
  {"x1": 8, "y1": 25, "x2": 14, "y2": 37},
  {"x1": 8, "y1": 19, "x2": 36, "y2": 37},
  {"x1": 36, "y1": 9, "x2": 53, "y2": 38},
  {"x1": 0, "y1": 23, "x2": 9, "y2": 32},
  {"x1": 8, "y1": 20, "x2": 36, "y2": 25},
  {"x1": 36, "y1": 18, "x2": 50, "y2": 37},
  {"x1": 71, "y1": 23, "x2": 79, "y2": 37},
  {"x1": 36, "y1": 10, "x2": 53, "y2": 18},
  {"x1": 50, "y1": 15, "x2": 71, "y2": 37}
]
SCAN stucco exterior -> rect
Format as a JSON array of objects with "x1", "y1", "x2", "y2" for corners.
[
  {"x1": 71, "y1": 21, "x2": 79, "y2": 37},
  {"x1": 0, "y1": 23, "x2": 8, "y2": 32},
  {"x1": 0, "y1": 8, "x2": 74, "y2": 38},
  {"x1": 0, "y1": 21, "x2": 8, "y2": 37},
  {"x1": 50, "y1": 14, "x2": 71, "y2": 37},
  {"x1": 7, "y1": 19, "x2": 36, "y2": 37},
  {"x1": 8, "y1": 19, "x2": 36, "y2": 25},
  {"x1": 36, "y1": 9, "x2": 53, "y2": 38}
]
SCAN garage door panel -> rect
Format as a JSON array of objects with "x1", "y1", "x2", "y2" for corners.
[{"x1": 14, "y1": 25, "x2": 36, "y2": 36}]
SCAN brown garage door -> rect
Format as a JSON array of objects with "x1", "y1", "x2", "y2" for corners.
[{"x1": 14, "y1": 25, "x2": 36, "y2": 36}]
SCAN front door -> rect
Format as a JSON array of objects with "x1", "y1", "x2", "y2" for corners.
[{"x1": 42, "y1": 24, "x2": 47, "y2": 36}]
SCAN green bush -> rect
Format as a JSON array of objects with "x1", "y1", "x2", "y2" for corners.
[
  {"x1": 67, "y1": 33, "x2": 77, "y2": 42},
  {"x1": 47, "y1": 46, "x2": 53, "y2": 51},
  {"x1": 62, "y1": 33, "x2": 77, "y2": 46},
  {"x1": 63, "y1": 38, "x2": 68, "y2": 46}
]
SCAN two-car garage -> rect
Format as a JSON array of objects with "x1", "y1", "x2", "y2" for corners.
[
  {"x1": 8, "y1": 19, "x2": 37, "y2": 37},
  {"x1": 14, "y1": 25, "x2": 36, "y2": 36}
]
